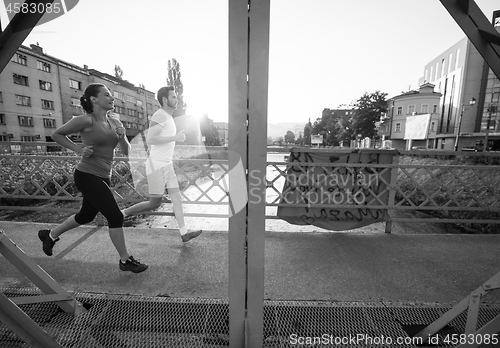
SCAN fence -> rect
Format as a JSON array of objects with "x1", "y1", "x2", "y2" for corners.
[{"x1": 1, "y1": 143, "x2": 500, "y2": 230}]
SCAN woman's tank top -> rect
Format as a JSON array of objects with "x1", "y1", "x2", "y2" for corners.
[{"x1": 76, "y1": 116, "x2": 119, "y2": 178}]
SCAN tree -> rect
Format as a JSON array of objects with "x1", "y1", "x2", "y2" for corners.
[
  {"x1": 114, "y1": 64, "x2": 123, "y2": 79},
  {"x1": 167, "y1": 58, "x2": 186, "y2": 117},
  {"x1": 284, "y1": 130, "x2": 295, "y2": 144},
  {"x1": 303, "y1": 120, "x2": 312, "y2": 146},
  {"x1": 199, "y1": 114, "x2": 221, "y2": 146},
  {"x1": 334, "y1": 114, "x2": 355, "y2": 146},
  {"x1": 295, "y1": 133, "x2": 304, "y2": 145},
  {"x1": 351, "y1": 91, "x2": 388, "y2": 139},
  {"x1": 311, "y1": 108, "x2": 349, "y2": 146}
]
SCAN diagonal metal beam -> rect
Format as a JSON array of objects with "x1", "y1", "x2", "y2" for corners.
[
  {"x1": 440, "y1": 0, "x2": 500, "y2": 80},
  {"x1": 0, "y1": 292, "x2": 64, "y2": 348},
  {"x1": 0, "y1": 0, "x2": 55, "y2": 73},
  {"x1": 0, "y1": 230, "x2": 84, "y2": 314}
]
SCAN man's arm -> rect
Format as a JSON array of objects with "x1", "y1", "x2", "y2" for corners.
[{"x1": 146, "y1": 121, "x2": 185, "y2": 145}]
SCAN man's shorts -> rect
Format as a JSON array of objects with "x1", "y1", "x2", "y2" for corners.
[{"x1": 145, "y1": 160, "x2": 179, "y2": 196}]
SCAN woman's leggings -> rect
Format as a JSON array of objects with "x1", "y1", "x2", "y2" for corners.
[{"x1": 73, "y1": 169, "x2": 124, "y2": 228}]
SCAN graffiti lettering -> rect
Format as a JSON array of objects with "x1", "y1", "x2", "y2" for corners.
[{"x1": 278, "y1": 150, "x2": 395, "y2": 231}]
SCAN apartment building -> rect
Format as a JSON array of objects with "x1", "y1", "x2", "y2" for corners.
[
  {"x1": 382, "y1": 21, "x2": 499, "y2": 151},
  {"x1": 0, "y1": 44, "x2": 159, "y2": 145},
  {"x1": 385, "y1": 83, "x2": 442, "y2": 150},
  {"x1": 414, "y1": 9, "x2": 500, "y2": 151},
  {"x1": 214, "y1": 121, "x2": 228, "y2": 146}
]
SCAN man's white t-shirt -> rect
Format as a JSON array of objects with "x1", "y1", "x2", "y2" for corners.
[{"x1": 148, "y1": 108, "x2": 176, "y2": 163}]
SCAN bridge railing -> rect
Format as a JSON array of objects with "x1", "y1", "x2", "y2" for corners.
[{"x1": 1, "y1": 144, "x2": 500, "y2": 228}]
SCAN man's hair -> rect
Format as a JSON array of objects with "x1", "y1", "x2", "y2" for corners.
[{"x1": 157, "y1": 86, "x2": 175, "y2": 107}]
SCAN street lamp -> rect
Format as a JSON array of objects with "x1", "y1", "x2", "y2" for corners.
[{"x1": 454, "y1": 97, "x2": 476, "y2": 151}]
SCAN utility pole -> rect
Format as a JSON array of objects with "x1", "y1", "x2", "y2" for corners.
[{"x1": 454, "y1": 98, "x2": 476, "y2": 152}]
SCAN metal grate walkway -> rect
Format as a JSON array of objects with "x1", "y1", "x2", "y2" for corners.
[{"x1": 1, "y1": 289, "x2": 500, "y2": 347}]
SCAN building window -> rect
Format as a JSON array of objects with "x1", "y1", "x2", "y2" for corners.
[
  {"x1": 0, "y1": 114, "x2": 5, "y2": 125},
  {"x1": 147, "y1": 102, "x2": 152, "y2": 110},
  {"x1": 395, "y1": 123, "x2": 401, "y2": 132},
  {"x1": 16, "y1": 95, "x2": 31, "y2": 106},
  {"x1": 114, "y1": 105, "x2": 125, "y2": 114},
  {"x1": 396, "y1": 106, "x2": 403, "y2": 115},
  {"x1": 37, "y1": 60, "x2": 51, "y2": 72},
  {"x1": 39, "y1": 80, "x2": 52, "y2": 91},
  {"x1": 41, "y1": 99, "x2": 54, "y2": 109},
  {"x1": 421, "y1": 104, "x2": 429, "y2": 113},
  {"x1": 13, "y1": 73, "x2": 29, "y2": 86},
  {"x1": 126, "y1": 95, "x2": 136, "y2": 104},
  {"x1": 0, "y1": 135, "x2": 7, "y2": 141},
  {"x1": 12, "y1": 53, "x2": 27, "y2": 65},
  {"x1": 127, "y1": 109, "x2": 137, "y2": 116},
  {"x1": 138, "y1": 112, "x2": 144, "y2": 119},
  {"x1": 69, "y1": 79, "x2": 82, "y2": 90},
  {"x1": 432, "y1": 104, "x2": 438, "y2": 113},
  {"x1": 136, "y1": 100, "x2": 143, "y2": 107},
  {"x1": 407, "y1": 105, "x2": 415, "y2": 115},
  {"x1": 20, "y1": 136, "x2": 36, "y2": 142},
  {"x1": 43, "y1": 118, "x2": 56, "y2": 128},
  {"x1": 18, "y1": 116, "x2": 33, "y2": 126},
  {"x1": 70, "y1": 97, "x2": 80, "y2": 106},
  {"x1": 430, "y1": 122, "x2": 436, "y2": 131},
  {"x1": 113, "y1": 91, "x2": 124, "y2": 100}
]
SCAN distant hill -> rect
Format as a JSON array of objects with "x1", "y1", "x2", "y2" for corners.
[{"x1": 268, "y1": 121, "x2": 305, "y2": 139}]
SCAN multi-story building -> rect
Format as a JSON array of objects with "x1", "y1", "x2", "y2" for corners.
[
  {"x1": 0, "y1": 44, "x2": 63, "y2": 143},
  {"x1": 88, "y1": 69, "x2": 159, "y2": 139},
  {"x1": 214, "y1": 121, "x2": 228, "y2": 146},
  {"x1": 0, "y1": 44, "x2": 159, "y2": 147},
  {"x1": 380, "y1": 10, "x2": 499, "y2": 151},
  {"x1": 384, "y1": 83, "x2": 442, "y2": 150},
  {"x1": 414, "y1": 9, "x2": 500, "y2": 151}
]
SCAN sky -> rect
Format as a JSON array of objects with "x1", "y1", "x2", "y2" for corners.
[{"x1": 1, "y1": 0, "x2": 499, "y2": 125}]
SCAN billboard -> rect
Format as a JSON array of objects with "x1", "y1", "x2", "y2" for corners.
[
  {"x1": 311, "y1": 134, "x2": 324, "y2": 145},
  {"x1": 404, "y1": 114, "x2": 431, "y2": 140},
  {"x1": 277, "y1": 149, "x2": 397, "y2": 231}
]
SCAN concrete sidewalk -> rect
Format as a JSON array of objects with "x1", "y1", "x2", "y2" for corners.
[{"x1": 1, "y1": 220, "x2": 500, "y2": 305}]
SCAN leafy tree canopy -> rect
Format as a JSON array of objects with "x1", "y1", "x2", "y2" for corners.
[
  {"x1": 114, "y1": 64, "x2": 123, "y2": 79},
  {"x1": 351, "y1": 91, "x2": 388, "y2": 139},
  {"x1": 167, "y1": 58, "x2": 187, "y2": 117}
]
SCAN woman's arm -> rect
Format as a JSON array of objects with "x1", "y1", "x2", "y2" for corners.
[
  {"x1": 116, "y1": 129, "x2": 131, "y2": 155},
  {"x1": 51, "y1": 115, "x2": 93, "y2": 156},
  {"x1": 108, "y1": 113, "x2": 131, "y2": 155}
]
